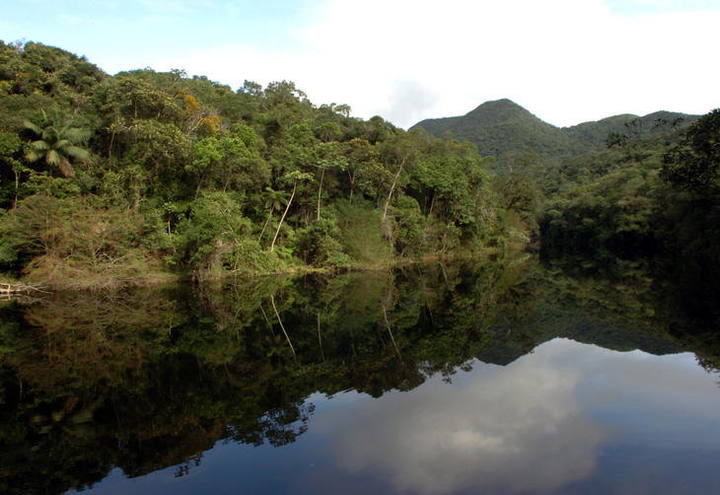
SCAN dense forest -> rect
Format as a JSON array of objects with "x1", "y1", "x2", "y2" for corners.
[
  {"x1": 538, "y1": 108, "x2": 720, "y2": 277},
  {"x1": 0, "y1": 41, "x2": 530, "y2": 289},
  {"x1": 1, "y1": 40, "x2": 717, "y2": 291},
  {"x1": 415, "y1": 97, "x2": 720, "y2": 286}
]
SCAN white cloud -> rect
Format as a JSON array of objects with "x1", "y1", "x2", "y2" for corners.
[
  {"x1": 316, "y1": 340, "x2": 607, "y2": 494},
  {"x1": 311, "y1": 339, "x2": 720, "y2": 494},
  {"x1": 139, "y1": 0, "x2": 720, "y2": 128}
]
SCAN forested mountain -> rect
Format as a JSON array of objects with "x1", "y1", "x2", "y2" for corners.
[
  {"x1": 0, "y1": 41, "x2": 533, "y2": 289},
  {"x1": 412, "y1": 99, "x2": 578, "y2": 156},
  {"x1": 563, "y1": 110, "x2": 699, "y2": 149},
  {"x1": 412, "y1": 99, "x2": 698, "y2": 158}
]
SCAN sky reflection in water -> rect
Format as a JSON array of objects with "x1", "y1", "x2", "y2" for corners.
[{"x1": 82, "y1": 338, "x2": 720, "y2": 495}]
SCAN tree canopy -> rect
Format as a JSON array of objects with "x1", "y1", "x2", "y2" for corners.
[{"x1": 0, "y1": 41, "x2": 527, "y2": 287}]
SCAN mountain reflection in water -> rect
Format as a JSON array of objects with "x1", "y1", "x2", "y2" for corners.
[{"x1": 1, "y1": 255, "x2": 719, "y2": 494}]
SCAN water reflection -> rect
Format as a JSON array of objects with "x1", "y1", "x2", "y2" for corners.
[
  {"x1": 321, "y1": 339, "x2": 720, "y2": 495},
  {"x1": 0, "y1": 255, "x2": 718, "y2": 494},
  {"x1": 325, "y1": 340, "x2": 605, "y2": 495}
]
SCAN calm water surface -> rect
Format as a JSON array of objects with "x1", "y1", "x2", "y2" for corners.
[{"x1": 1, "y1": 256, "x2": 719, "y2": 494}]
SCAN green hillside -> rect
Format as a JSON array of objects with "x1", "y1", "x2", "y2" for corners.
[
  {"x1": 412, "y1": 99, "x2": 578, "y2": 156},
  {"x1": 564, "y1": 110, "x2": 699, "y2": 149},
  {"x1": 412, "y1": 99, "x2": 698, "y2": 158}
]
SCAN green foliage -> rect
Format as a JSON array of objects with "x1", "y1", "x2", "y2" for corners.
[
  {"x1": 0, "y1": 131, "x2": 20, "y2": 157},
  {"x1": 0, "y1": 131, "x2": 23, "y2": 205},
  {"x1": 566, "y1": 111, "x2": 695, "y2": 150},
  {"x1": 293, "y1": 216, "x2": 351, "y2": 267},
  {"x1": 173, "y1": 192, "x2": 251, "y2": 270},
  {"x1": 538, "y1": 109, "x2": 720, "y2": 264},
  {"x1": 413, "y1": 99, "x2": 579, "y2": 157},
  {"x1": 122, "y1": 120, "x2": 190, "y2": 184},
  {"x1": 662, "y1": 109, "x2": 720, "y2": 194},
  {"x1": 390, "y1": 195, "x2": 427, "y2": 256},
  {"x1": 334, "y1": 199, "x2": 392, "y2": 265},
  {"x1": 188, "y1": 127, "x2": 269, "y2": 195},
  {"x1": 493, "y1": 170, "x2": 543, "y2": 236},
  {"x1": 540, "y1": 152, "x2": 662, "y2": 256},
  {"x1": 0, "y1": 40, "x2": 520, "y2": 285},
  {"x1": 413, "y1": 98, "x2": 697, "y2": 162},
  {"x1": 0, "y1": 194, "x2": 168, "y2": 288},
  {"x1": 23, "y1": 113, "x2": 91, "y2": 178}
]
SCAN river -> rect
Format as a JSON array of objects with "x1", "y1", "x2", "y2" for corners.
[{"x1": 1, "y1": 255, "x2": 719, "y2": 494}]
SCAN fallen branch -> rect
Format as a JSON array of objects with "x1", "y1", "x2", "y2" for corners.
[{"x1": 0, "y1": 282, "x2": 51, "y2": 295}]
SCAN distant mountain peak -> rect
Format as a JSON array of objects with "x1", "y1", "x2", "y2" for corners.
[
  {"x1": 412, "y1": 100, "x2": 699, "y2": 157},
  {"x1": 473, "y1": 98, "x2": 520, "y2": 108},
  {"x1": 465, "y1": 98, "x2": 534, "y2": 122},
  {"x1": 412, "y1": 99, "x2": 572, "y2": 156}
]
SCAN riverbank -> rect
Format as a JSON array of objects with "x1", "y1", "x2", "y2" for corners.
[{"x1": 1, "y1": 246, "x2": 514, "y2": 293}]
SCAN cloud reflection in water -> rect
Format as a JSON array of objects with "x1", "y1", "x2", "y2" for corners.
[{"x1": 320, "y1": 339, "x2": 608, "y2": 494}]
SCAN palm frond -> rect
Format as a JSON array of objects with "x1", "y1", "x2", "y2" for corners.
[
  {"x1": 25, "y1": 150, "x2": 41, "y2": 162},
  {"x1": 30, "y1": 140, "x2": 50, "y2": 151},
  {"x1": 46, "y1": 149, "x2": 61, "y2": 166},
  {"x1": 23, "y1": 120, "x2": 43, "y2": 136},
  {"x1": 64, "y1": 127, "x2": 91, "y2": 143},
  {"x1": 55, "y1": 139, "x2": 71, "y2": 150},
  {"x1": 42, "y1": 127, "x2": 58, "y2": 142},
  {"x1": 65, "y1": 145, "x2": 90, "y2": 162}
]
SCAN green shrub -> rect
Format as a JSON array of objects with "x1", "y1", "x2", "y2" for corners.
[
  {"x1": 334, "y1": 199, "x2": 392, "y2": 265},
  {"x1": 293, "y1": 216, "x2": 350, "y2": 268},
  {"x1": 391, "y1": 195, "x2": 426, "y2": 257}
]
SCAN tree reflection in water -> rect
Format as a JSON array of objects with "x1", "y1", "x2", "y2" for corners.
[{"x1": 0, "y1": 253, "x2": 718, "y2": 494}]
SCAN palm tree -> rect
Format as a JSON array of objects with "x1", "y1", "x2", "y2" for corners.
[{"x1": 24, "y1": 118, "x2": 91, "y2": 178}]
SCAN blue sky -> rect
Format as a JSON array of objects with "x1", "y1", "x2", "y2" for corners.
[
  {"x1": 3, "y1": 0, "x2": 720, "y2": 128},
  {"x1": 2, "y1": 1, "x2": 306, "y2": 71}
]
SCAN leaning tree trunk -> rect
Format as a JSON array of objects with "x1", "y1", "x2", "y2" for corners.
[
  {"x1": 347, "y1": 169, "x2": 355, "y2": 203},
  {"x1": 317, "y1": 311, "x2": 325, "y2": 361},
  {"x1": 12, "y1": 166, "x2": 18, "y2": 210},
  {"x1": 258, "y1": 210, "x2": 273, "y2": 241},
  {"x1": 382, "y1": 303, "x2": 403, "y2": 362},
  {"x1": 317, "y1": 168, "x2": 325, "y2": 221},
  {"x1": 271, "y1": 295, "x2": 296, "y2": 359},
  {"x1": 382, "y1": 156, "x2": 407, "y2": 222},
  {"x1": 270, "y1": 182, "x2": 296, "y2": 253}
]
